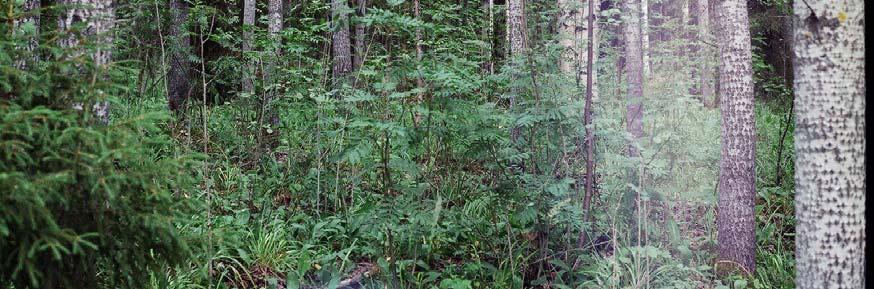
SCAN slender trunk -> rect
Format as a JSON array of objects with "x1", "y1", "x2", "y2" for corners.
[
  {"x1": 480, "y1": 0, "x2": 494, "y2": 74},
  {"x1": 713, "y1": 0, "x2": 756, "y2": 275},
  {"x1": 640, "y1": 0, "x2": 650, "y2": 76},
  {"x1": 241, "y1": 0, "x2": 256, "y2": 93},
  {"x1": 793, "y1": 1, "x2": 866, "y2": 288},
  {"x1": 577, "y1": 0, "x2": 598, "y2": 249},
  {"x1": 624, "y1": 0, "x2": 644, "y2": 158},
  {"x1": 506, "y1": 0, "x2": 526, "y2": 144},
  {"x1": 167, "y1": 0, "x2": 191, "y2": 112},
  {"x1": 353, "y1": 0, "x2": 367, "y2": 70},
  {"x1": 414, "y1": 0, "x2": 424, "y2": 100},
  {"x1": 685, "y1": 0, "x2": 701, "y2": 99},
  {"x1": 331, "y1": 0, "x2": 353, "y2": 89}
]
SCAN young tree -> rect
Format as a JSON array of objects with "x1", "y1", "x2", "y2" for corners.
[
  {"x1": 332, "y1": 0, "x2": 353, "y2": 87},
  {"x1": 793, "y1": 1, "x2": 866, "y2": 288},
  {"x1": 167, "y1": 0, "x2": 191, "y2": 113},
  {"x1": 577, "y1": 0, "x2": 598, "y2": 248},
  {"x1": 712, "y1": 0, "x2": 756, "y2": 275},
  {"x1": 241, "y1": 0, "x2": 255, "y2": 93}
]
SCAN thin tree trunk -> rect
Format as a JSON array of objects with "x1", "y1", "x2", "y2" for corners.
[
  {"x1": 624, "y1": 0, "x2": 644, "y2": 160},
  {"x1": 712, "y1": 0, "x2": 756, "y2": 276},
  {"x1": 332, "y1": 0, "x2": 353, "y2": 89},
  {"x1": 414, "y1": 0, "x2": 424, "y2": 100},
  {"x1": 242, "y1": 0, "x2": 256, "y2": 93},
  {"x1": 167, "y1": 0, "x2": 191, "y2": 113},
  {"x1": 506, "y1": 0, "x2": 526, "y2": 144},
  {"x1": 480, "y1": 0, "x2": 494, "y2": 74},
  {"x1": 640, "y1": 0, "x2": 650, "y2": 76},
  {"x1": 793, "y1": 1, "x2": 866, "y2": 288},
  {"x1": 577, "y1": 0, "x2": 598, "y2": 249},
  {"x1": 353, "y1": 0, "x2": 367, "y2": 70}
]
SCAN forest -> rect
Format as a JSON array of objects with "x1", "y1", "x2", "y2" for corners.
[{"x1": 0, "y1": 0, "x2": 866, "y2": 287}]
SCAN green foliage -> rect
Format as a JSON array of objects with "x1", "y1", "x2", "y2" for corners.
[{"x1": 0, "y1": 14, "x2": 196, "y2": 288}]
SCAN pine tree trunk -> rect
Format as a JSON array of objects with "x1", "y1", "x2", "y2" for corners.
[
  {"x1": 793, "y1": 1, "x2": 866, "y2": 288},
  {"x1": 241, "y1": 0, "x2": 256, "y2": 93},
  {"x1": 332, "y1": 0, "x2": 353, "y2": 88},
  {"x1": 353, "y1": 0, "x2": 367, "y2": 70},
  {"x1": 712, "y1": 0, "x2": 756, "y2": 275},
  {"x1": 167, "y1": 0, "x2": 191, "y2": 112}
]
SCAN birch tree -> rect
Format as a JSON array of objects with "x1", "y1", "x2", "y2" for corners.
[
  {"x1": 793, "y1": 1, "x2": 866, "y2": 288},
  {"x1": 58, "y1": 0, "x2": 114, "y2": 123},
  {"x1": 14, "y1": 0, "x2": 40, "y2": 68},
  {"x1": 712, "y1": 0, "x2": 756, "y2": 275}
]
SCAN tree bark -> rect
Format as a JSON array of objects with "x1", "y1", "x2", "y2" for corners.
[
  {"x1": 241, "y1": 0, "x2": 256, "y2": 94},
  {"x1": 793, "y1": 1, "x2": 866, "y2": 288},
  {"x1": 624, "y1": 0, "x2": 644, "y2": 157},
  {"x1": 556, "y1": 0, "x2": 581, "y2": 74},
  {"x1": 640, "y1": 0, "x2": 650, "y2": 76},
  {"x1": 167, "y1": 0, "x2": 191, "y2": 113},
  {"x1": 506, "y1": 0, "x2": 526, "y2": 144},
  {"x1": 712, "y1": 0, "x2": 756, "y2": 275},
  {"x1": 58, "y1": 0, "x2": 114, "y2": 123},
  {"x1": 14, "y1": 0, "x2": 40, "y2": 68},
  {"x1": 353, "y1": 0, "x2": 367, "y2": 70},
  {"x1": 480, "y1": 0, "x2": 494, "y2": 74},
  {"x1": 577, "y1": 0, "x2": 598, "y2": 249},
  {"x1": 332, "y1": 0, "x2": 353, "y2": 88}
]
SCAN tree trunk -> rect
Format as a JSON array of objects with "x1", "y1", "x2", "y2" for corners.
[
  {"x1": 15, "y1": 0, "x2": 40, "y2": 68},
  {"x1": 712, "y1": 0, "x2": 756, "y2": 275},
  {"x1": 414, "y1": 0, "x2": 424, "y2": 100},
  {"x1": 58, "y1": 0, "x2": 114, "y2": 123},
  {"x1": 556, "y1": 0, "x2": 581, "y2": 75},
  {"x1": 332, "y1": 0, "x2": 353, "y2": 88},
  {"x1": 506, "y1": 0, "x2": 526, "y2": 144},
  {"x1": 793, "y1": 1, "x2": 866, "y2": 288},
  {"x1": 167, "y1": 0, "x2": 191, "y2": 113},
  {"x1": 624, "y1": 0, "x2": 644, "y2": 157},
  {"x1": 268, "y1": 0, "x2": 282, "y2": 36},
  {"x1": 622, "y1": 0, "x2": 644, "y2": 238},
  {"x1": 353, "y1": 0, "x2": 367, "y2": 70},
  {"x1": 241, "y1": 0, "x2": 256, "y2": 93},
  {"x1": 480, "y1": 0, "x2": 494, "y2": 74},
  {"x1": 577, "y1": 0, "x2": 598, "y2": 249},
  {"x1": 640, "y1": 0, "x2": 650, "y2": 76}
]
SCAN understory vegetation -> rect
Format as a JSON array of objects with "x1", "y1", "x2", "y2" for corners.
[{"x1": 1, "y1": 0, "x2": 798, "y2": 288}]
